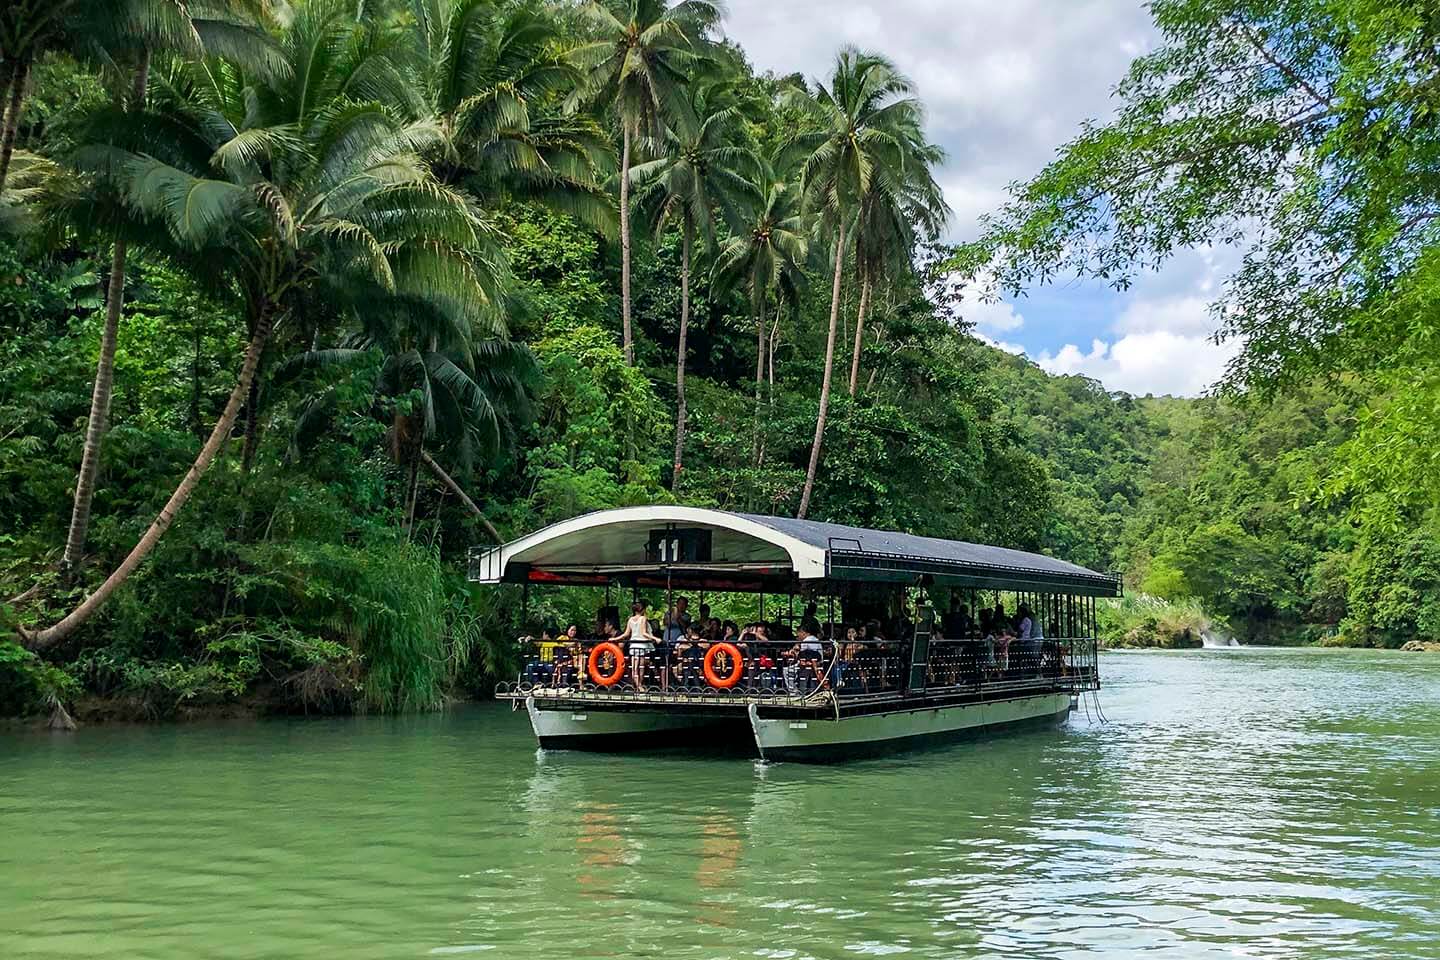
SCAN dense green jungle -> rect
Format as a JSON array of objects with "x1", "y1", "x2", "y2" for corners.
[{"x1": 3, "y1": 0, "x2": 1437, "y2": 721}]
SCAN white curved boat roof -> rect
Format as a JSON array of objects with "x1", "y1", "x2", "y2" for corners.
[{"x1": 470, "y1": 506, "x2": 1119, "y2": 595}]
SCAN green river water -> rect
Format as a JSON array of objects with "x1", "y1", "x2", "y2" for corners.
[{"x1": 3, "y1": 647, "x2": 1439, "y2": 959}]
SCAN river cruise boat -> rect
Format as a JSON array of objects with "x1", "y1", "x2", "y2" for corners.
[{"x1": 471, "y1": 506, "x2": 1118, "y2": 762}]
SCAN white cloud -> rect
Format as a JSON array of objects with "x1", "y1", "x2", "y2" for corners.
[
  {"x1": 977, "y1": 333, "x2": 1027, "y2": 356},
  {"x1": 965, "y1": 297, "x2": 1025, "y2": 333},
  {"x1": 721, "y1": 3, "x2": 1246, "y2": 397},
  {"x1": 722, "y1": 1, "x2": 1157, "y2": 241},
  {"x1": 1035, "y1": 331, "x2": 1238, "y2": 397},
  {"x1": 1114, "y1": 294, "x2": 1214, "y2": 336}
]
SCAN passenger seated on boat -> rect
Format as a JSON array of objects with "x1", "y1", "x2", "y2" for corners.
[
  {"x1": 845, "y1": 623, "x2": 875, "y2": 690},
  {"x1": 943, "y1": 599, "x2": 973, "y2": 640},
  {"x1": 652, "y1": 633, "x2": 675, "y2": 691},
  {"x1": 930, "y1": 625, "x2": 964, "y2": 686},
  {"x1": 788, "y1": 618, "x2": 828, "y2": 688},
  {"x1": 675, "y1": 625, "x2": 707, "y2": 686},
  {"x1": 612, "y1": 601, "x2": 661, "y2": 691},
  {"x1": 704, "y1": 617, "x2": 723, "y2": 642},
  {"x1": 552, "y1": 641, "x2": 577, "y2": 687},
  {"x1": 794, "y1": 618, "x2": 824, "y2": 657}
]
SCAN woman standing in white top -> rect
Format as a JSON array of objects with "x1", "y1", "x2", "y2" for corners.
[{"x1": 612, "y1": 600, "x2": 661, "y2": 690}]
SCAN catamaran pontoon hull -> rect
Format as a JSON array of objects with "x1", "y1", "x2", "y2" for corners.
[
  {"x1": 526, "y1": 697, "x2": 749, "y2": 751},
  {"x1": 525, "y1": 692, "x2": 1073, "y2": 762},
  {"x1": 748, "y1": 692, "x2": 1072, "y2": 762}
]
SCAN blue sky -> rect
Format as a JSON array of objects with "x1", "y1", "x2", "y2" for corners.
[{"x1": 722, "y1": 0, "x2": 1239, "y2": 396}]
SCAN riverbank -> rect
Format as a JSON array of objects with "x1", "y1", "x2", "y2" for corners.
[
  {"x1": 0, "y1": 689, "x2": 497, "y2": 731},
  {"x1": 1097, "y1": 594, "x2": 1210, "y2": 649}
]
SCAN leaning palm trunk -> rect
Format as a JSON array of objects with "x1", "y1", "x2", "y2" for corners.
[
  {"x1": 61, "y1": 240, "x2": 129, "y2": 572},
  {"x1": 420, "y1": 449, "x2": 502, "y2": 543},
  {"x1": 0, "y1": 56, "x2": 30, "y2": 195},
  {"x1": 797, "y1": 222, "x2": 847, "y2": 519},
  {"x1": 240, "y1": 360, "x2": 265, "y2": 472},
  {"x1": 671, "y1": 222, "x2": 691, "y2": 491},
  {"x1": 25, "y1": 306, "x2": 276, "y2": 649},
  {"x1": 619, "y1": 124, "x2": 634, "y2": 365},
  {"x1": 61, "y1": 54, "x2": 151, "y2": 572},
  {"x1": 847, "y1": 275, "x2": 872, "y2": 397},
  {"x1": 0, "y1": 62, "x2": 13, "y2": 148}
]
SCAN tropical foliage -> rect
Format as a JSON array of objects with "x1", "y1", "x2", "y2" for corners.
[{"x1": 3, "y1": 0, "x2": 1438, "y2": 720}]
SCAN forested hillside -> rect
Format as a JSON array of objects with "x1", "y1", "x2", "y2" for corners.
[{"x1": 3, "y1": 0, "x2": 1437, "y2": 721}]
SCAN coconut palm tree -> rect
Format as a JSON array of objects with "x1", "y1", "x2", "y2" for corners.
[
  {"x1": 786, "y1": 48, "x2": 935, "y2": 518},
  {"x1": 712, "y1": 148, "x2": 808, "y2": 463},
  {"x1": 24, "y1": 2, "x2": 502, "y2": 648},
  {"x1": 0, "y1": 0, "x2": 273, "y2": 194},
  {"x1": 570, "y1": 0, "x2": 723, "y2": 365},
  {"x1": 846, "y1": 135, "x2": 948, "y2": 397},
  {"x1": 273, "y1": 299, "x2": 536, "y2": 541},
  {"x1": 0, "y1": 0, "x2": 74, "y2": 194},
  {"x1": 381, "y1": 0, "x2": 616, "y2": 234},
  {"x1": 631, "y1": 81, "x2": 755, "y2": 490},
  {"x1": 58, "y1": 0, "x2": 283, "y2": 574}
]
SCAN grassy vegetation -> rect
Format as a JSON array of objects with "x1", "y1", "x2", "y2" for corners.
[{"x1": 1097, "y1": 595, "x2": 1217, "y2": 650}]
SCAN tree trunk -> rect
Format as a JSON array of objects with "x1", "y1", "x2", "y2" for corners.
[
  {"x1": 420, "y1": 449, "x2": 503, "y2": 543},
  {"x1": 25, "y1": 305, "x2": 276, "y2": 650},
  {"x1": 619, "y1": 123, "x2": 634, "y2": 365},
  {"x1": 768, "y1": 307, "x2": 780, "y2": 393},
  {"x1": 0, "y1": 56, "x2": 31, "y2": 197},
  {"x1": 847, "y1": 275, "x2": 872, "y2": 397},
  {"x1": 403, "y1": 453, "x2": 421, "y2": 539},
  {"x1": 190, "y1": 325, "x2": 204, "y2": 437},
  {"x1": 0, "y1": 61, "x2": 14, "y2": 151},
  {"x1": 751, "y1": 285, "x2": 765, "y2": 464},
  {"x1": 758, "y1": 303, "x2": 780, "y2": 469},
  {"x1": 59, "y1": 53, "x2": 152, "y2": 573},
  {"x1": 797, "y1": 222, "x2": 847, "y2": 519},
  {"x1": 671, "y1": 218, "x2": 691, "y2": 491},
  {"x1": 240, "y1": 362, "x2": 263, "y2": 472},
  {"x1": 60, "y1": 241, "x2": 128, "y2": 572}
]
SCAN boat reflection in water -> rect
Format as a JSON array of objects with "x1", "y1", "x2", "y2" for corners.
[{"x1": 474, "y1": 506, "x2": 1119, "y2": 762}]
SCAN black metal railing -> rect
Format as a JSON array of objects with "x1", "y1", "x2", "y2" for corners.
[{"x1": 496, "y1": 635, "x2": 1098, "y2": 705}]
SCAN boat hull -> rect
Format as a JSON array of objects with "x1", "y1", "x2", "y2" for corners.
[
  {"x1": 524, "y1": 691, "x2": 1074, "y2": 761},
  {"x1": 526, "y1": 697, "x2": 748, "y2": 751},
  {"x1": 748, "y1": 692, "x2": 1073, "y2": 763}
]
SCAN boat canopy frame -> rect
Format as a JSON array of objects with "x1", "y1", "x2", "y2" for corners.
[{"x1": 468, "y1": 506, "x2": 1121, "y2": 597}]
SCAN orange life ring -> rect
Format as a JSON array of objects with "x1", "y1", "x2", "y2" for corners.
[
  {"x1": 703, "y1": 642, "x2": 744, "y2": 689},
  {"x1": 588, "y1": 642, "x2": 626, "y2": 686}
]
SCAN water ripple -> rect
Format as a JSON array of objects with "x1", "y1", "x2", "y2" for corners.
[{"x1": 2, "y1": 648, "x2": 1439, "y2": 959}]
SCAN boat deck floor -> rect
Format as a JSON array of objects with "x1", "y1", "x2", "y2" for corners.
[{"x1": 501, "y1": 675, "x2": 1091, "y2": 719}]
